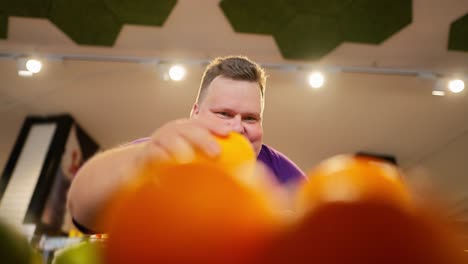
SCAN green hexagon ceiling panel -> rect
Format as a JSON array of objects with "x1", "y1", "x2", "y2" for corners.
[
  {"x1": 48, "y1": 0, "x2": 123, "y2": 46},
  {"x1": 339, "y1": 0, "x2": 413, "y2": 44},
  {"x1": 0, "y1": 0, "x2": 177, "y2": 45},
  {"x1": 290, "y1": 0, "x2": 352, "y2": 15},
  {"x1": 0, "y1": 0, "x2": 51, "y2": 18},
  {"x1": 103, "y1": 0, "x2": 177, "y2": 26},
  {"x1": 275, "y1": 14, "x2": 343, "y2": 60},
  {"x1": 0, "y1": 12, "x2": 6, "y2": 39},
  {"x1": 220, "y1": 0, "x2": 295, "y2": 35},
  {"x1": 448, "y1": 13, "x2": 468, "y2": 52},
  {"x1": 220, "y1": 0, "x2": 413, "y2": 60}
]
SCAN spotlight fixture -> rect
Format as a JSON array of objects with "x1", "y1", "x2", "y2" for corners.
[
  {"x1": 308, "y1": 71, "x2": 325, "y2": 89},
  {"x1": 16, "y1": 57, "x2": 43, "y2": 77},
  {"x1": 3, "y1": 52, "x2": 465, "y2": 98},
  {"x1": 447, "y1": 79, "x2": 465, "y2": 93},
  {"x1": 168, "y1": 65, "x2": 186, "y2": 81},
  {"x1": 432, "y1": 90, "x2": 445, "y2": 96},
  {"x1": 432, "y1": 79, "x2": 446, "y2": 96},
  {"x1": 18, "y1": 70, "x2": 33, "y2": 77},
  {"x1": 26, "y1": 59, "x2": 42, "y2": 73}
]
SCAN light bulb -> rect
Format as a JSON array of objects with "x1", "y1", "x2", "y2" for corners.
[
  {"x1": 168, "y1": 65, "x2": 186, "y2": 81},
  {"x1": 26, "y1": 59, "x2": 42, "y2": 73},
  {"x1": 308, "y1": 72, "x2": 325, "y2": 89},
  {"x1": 448, "y1": 79, "x2": 464, "y2": 93}
]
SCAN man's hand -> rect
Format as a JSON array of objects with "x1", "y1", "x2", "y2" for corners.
[
  {"x1": 68, "y1": 118, "x2": 231, "y2": 232},
  {"x1": 139, "y1": 118, "x2": 230, "y2": 165}
]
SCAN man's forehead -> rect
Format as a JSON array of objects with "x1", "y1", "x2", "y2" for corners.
[
  {"x1": 205, "y1": 94, "x2": 262, "y2": 116},
  {"x1": 207, "y1": 76, "x2": 261, "y2": 94},
  {"x1": 201, "y1": 76, "x2": 263, "y2": 112}
]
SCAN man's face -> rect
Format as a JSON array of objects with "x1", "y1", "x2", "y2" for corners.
[{"x1": 191, "y1": 76, "x2": 264, "y2": 156}]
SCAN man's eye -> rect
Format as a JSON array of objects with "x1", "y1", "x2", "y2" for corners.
[
  {"x1": 216, "y1": 112, "x2": 230, "y2": 118},
  {"x1": 243, "y1": 116, "x2": 258, "y2": 122}
]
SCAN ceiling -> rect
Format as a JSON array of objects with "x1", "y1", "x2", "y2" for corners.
[
  {"x1": 1, "y1": 0, "x2": 467, "y2": 59},
  {"x1": 1, "y1": 0, "x2": 468, "y2": 182}
]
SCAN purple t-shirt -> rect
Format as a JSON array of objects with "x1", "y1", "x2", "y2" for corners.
[{"x1": 257, "y1": 144, "x2": 306, "y2": 184}]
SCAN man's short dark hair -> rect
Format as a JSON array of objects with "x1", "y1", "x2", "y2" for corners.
[{"x1": 196, "y1": 56, "x2": 266, "y2": 104}]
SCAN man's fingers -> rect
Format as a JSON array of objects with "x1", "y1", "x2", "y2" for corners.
[
  {"x1": 156, "y1": 134, "x2": 196, "y2": 164},
  {"x1": 142, "y1": 118, "x2": 232, "y2": 165},
  {"x1": 142, "y1": 142, "x2": 172, "y2": 165},
  {"x1": 179, "y1": 125, "x2": 221, "y2": 158}
]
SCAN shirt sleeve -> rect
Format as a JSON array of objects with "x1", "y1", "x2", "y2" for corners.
[
  {"x1": 273, "y1": 150, "x2": 307, "y2": 184},
  {"x1": 258, "y1": 145, "x2": 307, "y2": 184}
]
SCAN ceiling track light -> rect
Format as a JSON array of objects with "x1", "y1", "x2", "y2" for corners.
[
  {"x1": 168, "y1": 65, "x2": 186, "y2": 81},
  {"x1": 431, "y1": 79, "x2": 446, "y2": 96},
  {"x1": 26, "y1": 59, "x2": 42, "y2": 73},
  {"x1": 308, "y1": 71, "x2": 325, "y2": 89},
  {"x1": 429, "y1": 77, "x2": 466, "y2": 96},
  {"x1": 3, "y1": 52, "x2": 466, "y2": 93},
  {"x1": 16, "y1": 56, "x2": 43, "y2": 77},
  {"x1": 448, "y1": 79, "x2": 465, "y2": 93}
]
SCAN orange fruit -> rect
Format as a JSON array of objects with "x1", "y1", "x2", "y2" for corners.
[
  {"x1": 296, "y1": 154, "x2": 413, "y2": 215},
  {"x1": 99, "y1": 135, "x2": 281, "y2": 264},
  {"x1": 196, "y1": 132, "x2": 257, "y2": 181},
  {"x1": 101, "y1": 164, "x2": 279, "y2": 264},
  {"x1": 141, "y1": 132, "x2": 257, "y2": 185},
  {"x1": 210, "y1": 131, "x2": 256, "y2": 170},
  {"x1": 264, "y1": 201, "x2": 466, "y2": 264},
  {"x1": 149, "y1": 132, "x2": 256, "y2": 175},
  {"x1": 262, "y1": 155, "x2": 465, "y2": 264}
]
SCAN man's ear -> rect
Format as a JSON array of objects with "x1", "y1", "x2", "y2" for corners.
[{"x1": 190, "y1": 103, "x2": 199, "y2": 118}]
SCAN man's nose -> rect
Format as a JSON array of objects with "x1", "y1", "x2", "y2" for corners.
[{"x1": 229, "y1": 115, "x2": 245, "y2": 134}]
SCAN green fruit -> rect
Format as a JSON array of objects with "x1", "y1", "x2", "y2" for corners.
[
  {"x1": 0, "y1": 220, "x2": 38, "y2": 264},
  {"x1": 53, "y1": 241, "x2": 101, "y2": 264}
]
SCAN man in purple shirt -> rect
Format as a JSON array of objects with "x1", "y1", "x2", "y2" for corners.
[{"x1": 68, "y1": 55, "x2": 305, "y2": 233}]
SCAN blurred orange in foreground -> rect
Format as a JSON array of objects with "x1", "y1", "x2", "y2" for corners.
[
  {"x1": 99, "y1": 147, "x2": 466, "y2": 264},
  {"x1": 265, "y1": 155, "x2": 466, "y2": 264},
  {"x1": 99, "y1": 133, "x2": 281, "y2": 264},
  {"x1": 296, "y1": 155, "x2": 413, "y2": 214}
]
